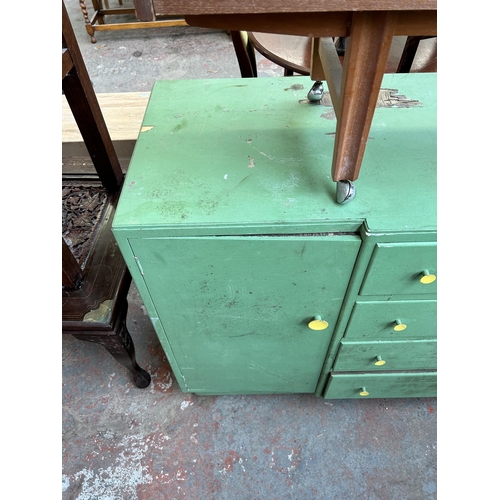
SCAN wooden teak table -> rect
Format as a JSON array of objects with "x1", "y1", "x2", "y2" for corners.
[{"x1": 151, "y1": 0, "x2": 437, "y2": 203}]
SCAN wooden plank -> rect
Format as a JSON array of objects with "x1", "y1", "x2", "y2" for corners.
[
  {"x1": 93, "y1": 8, "x2": 136, "y2": 15},
  {"x1": 63, "y1": 92, "x2": 150, "y2": 143},
  {"x1": 62, "y1": 48, "x2": 73, "y2": 79},
  {"x1": 186, "y1": 13, "x2": 351, "y2": 37},
  {"x1": 62, "y1": 1, "x2": 123, "y2": 191},
  {"x1": 396, "y1": 10, "x2": 437, "y2": 36},
  {"x1": 186, "y1": 11, "x2": 436, "y2": 37},
  {"x1": 154, "y1": 0, "x2": 437, "y2": 16},
  {"x1": 92, "y1": 18, "x2": 188, "y2": 32},
  {"x1": 63, "y1": 92, "x2": 150, "y2": 164}
]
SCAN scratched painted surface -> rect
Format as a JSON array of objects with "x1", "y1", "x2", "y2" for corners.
[
  {"x1": 111, "y1": 73, "x2": 437, "y2": 398},
  {"x1": 62, "y1": 284, "x2": 437, "y2": 500},
  {"x1": 129, "y1": 234, "x2": 360, "y2": 394},
  {"x1": 113, "y1": 73, "x2": 436, "y2": 235}
]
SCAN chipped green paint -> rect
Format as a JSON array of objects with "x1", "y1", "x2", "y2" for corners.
[{"x1": 112, "y1": 74, "x2": 437, "y2": 397}]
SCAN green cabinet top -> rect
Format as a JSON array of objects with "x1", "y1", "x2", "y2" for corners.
[{"x1": 113, "y1": 74, "x2": 436, "y2": 236}]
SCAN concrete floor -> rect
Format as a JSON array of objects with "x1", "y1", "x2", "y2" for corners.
[
  {"x1": 63, "y1": 0, "x2": 283, "y2": 94},
  {"x1": 62, "y1": 1, "x2": 437, "y2": 498}
]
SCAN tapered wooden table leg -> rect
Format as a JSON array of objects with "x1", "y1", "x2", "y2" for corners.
[{"x1": 332, "y1": 12, "x2": 398, "y2": 186}]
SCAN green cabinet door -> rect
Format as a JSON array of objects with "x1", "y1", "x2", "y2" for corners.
[
  {"x1": 359, "y1": 243, "x2": 437, "y2": 296},
  {"x1": 130, "y1": 234, "x2": 360, "y2": 394},
  {"x1": 344, "y1": 300, "x2": 437, "y2": 340}
]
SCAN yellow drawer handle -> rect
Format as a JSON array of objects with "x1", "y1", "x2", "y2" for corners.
[
  {"x1": 374, "y1": 355, "x2": 386, "y2": 366},
  {"x1": 393, "y1": 319, "x2": 407, "y2": 331},
  {"x1": 359, "y1": 387, "x2": 369, "y2": 396},
  {"x1": 308, "y1": 315, "x2": 329, "y2": 331},
  {"x1": 420, "y1": 270, "x2": 436, "y2": 284}
]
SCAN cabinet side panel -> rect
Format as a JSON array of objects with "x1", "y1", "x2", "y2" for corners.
[{"x1": 112, "y1": 230, "x2": 188, "y2": 390}]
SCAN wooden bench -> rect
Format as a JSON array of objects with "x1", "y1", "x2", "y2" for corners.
[{"x1": 63, "y1": 91, "x2": 149, "y2": 171}]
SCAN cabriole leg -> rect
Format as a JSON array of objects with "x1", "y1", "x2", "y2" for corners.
[{"x1": 72, "y1": 302, "x2": 151, "y2": 388}]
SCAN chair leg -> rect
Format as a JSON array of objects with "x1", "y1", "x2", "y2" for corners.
[
  {"x1": 230, "y1": 31, "x2": 257, "y2": 77},
  {"x1": 335, "y1": 37, "x2": 347, "y2": 55},
  {"x1": 71, "y1": 301, "x2": 151, "y2": 388},
  {"x1": 397, "y1": 36, "x2": 424, "y2": 73},
  {"x1": 79, "y1": 0, "x2": 97, "y2": 43}
]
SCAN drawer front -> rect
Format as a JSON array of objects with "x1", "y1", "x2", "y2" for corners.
[
  {"x1": 344, "y1": 300, "x2": 437, "y2": 340},
  {"x1": 333, "y1": 340, "x2": 437, "y2": 371},
  {"x1": 324, "y1": 371, "x2": 437, "y2": 399},
  {"x1": 360, "y1": 243, "x2": 437, "y2": 296}
]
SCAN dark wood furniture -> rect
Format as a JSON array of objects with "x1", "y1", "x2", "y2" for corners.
[
  {"x1": 62, "y1": 1, "x2": 151, "y2": 388},
  {"x1": 154, "y1": 0, "x2": 437, "y2": 202},
  {"x1": 231, "y1": 31, "x2": 312, "y2": 78},
  {"x1": 397, "y1": 35, "x2": 435, "y2": 72},
  {"x1": 78, "y1": 0, "x2": 188, "y2": 43},
  {"x1": 231, "y1": 32, "x2": 435, "y2": 78}
]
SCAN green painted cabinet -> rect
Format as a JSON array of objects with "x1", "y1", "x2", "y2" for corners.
[{"x1": 113, "y1": 73, "x2": 437, "y2": 398}]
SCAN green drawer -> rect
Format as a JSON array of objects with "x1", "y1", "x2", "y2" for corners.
[
  {"x1": 333, "y1": 340, "x2": 437, "y2": 371},
  {"x1": 344, "y1": 300, "x2": 437, "y2": 340},
  {"x1": 324, "y1": 371, "x2": 437, "y2": 399},
  {"x1": 360, "y1": 243, "x2": 437, "y2": 296}
]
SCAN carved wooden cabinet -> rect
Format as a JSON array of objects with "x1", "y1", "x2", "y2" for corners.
[{"x1": 62, "y1": 1, "x2": 150, "y2": 388}]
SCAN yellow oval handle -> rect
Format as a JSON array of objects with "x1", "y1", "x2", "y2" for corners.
[
  {"x1": 420, "y1": 270, "x2": 436, "y2": 284},
  {"x1": 359, "y1": 387, "x2": 369, "y2": 396},
  {"x1": 374, "y1": 355, "x2": 386, "y2": 366},
  {"x1": 393, "y1": 319, "x2": 407, "y2": 331},
  {"x1": 308, "y1": 315, "x2": 329, "y2": 331}
]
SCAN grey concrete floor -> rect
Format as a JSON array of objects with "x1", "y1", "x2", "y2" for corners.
[
  {"x1": 62, "y1": 2, "x2": 437, "y2": 498},
  {"x1": 64, "y1": 0, "x2": 285, "y2": 94}
]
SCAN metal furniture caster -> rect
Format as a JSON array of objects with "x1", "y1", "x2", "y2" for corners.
[
  {"x1": 307, "y1": 81, "x2": 324, "y2": 101},
  {"x1": 336, "y1": 180, "x2": 356, "y2": 204}
]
